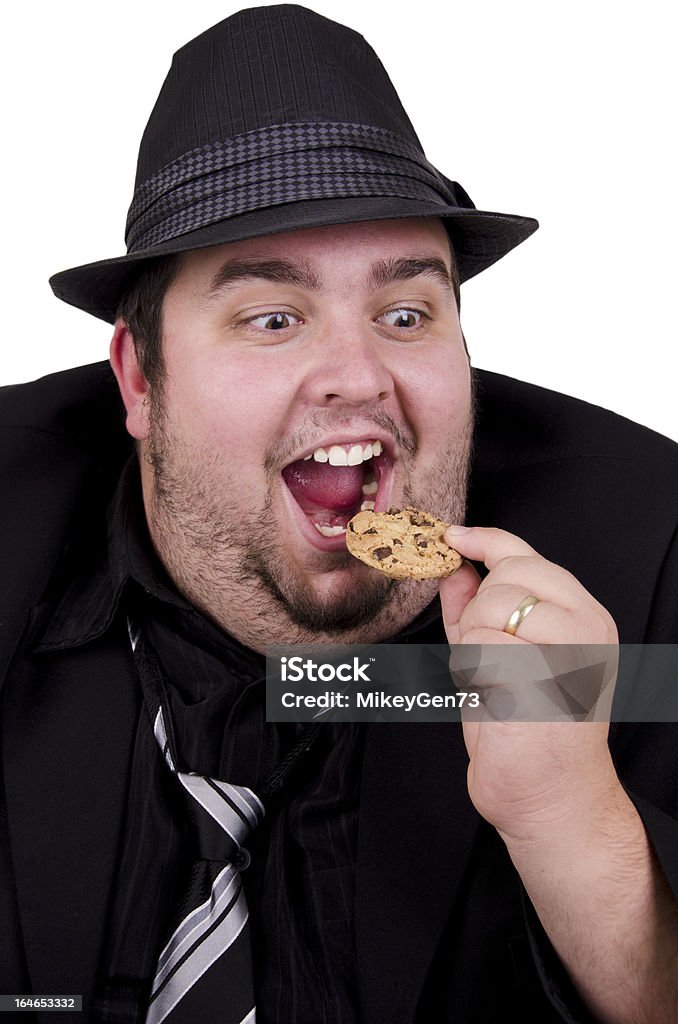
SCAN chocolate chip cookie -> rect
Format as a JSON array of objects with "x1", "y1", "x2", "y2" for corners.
[{"x1": 345, "y1": 506, "x2": 463, "y2": 579}]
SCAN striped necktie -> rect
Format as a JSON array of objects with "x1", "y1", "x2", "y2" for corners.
[
  {"x1": 145, "y1": 706, "x2": 264, "y2": 1024},
  {"x1": 128, "y1": 623, "x2": 264, "y2": 1024}
]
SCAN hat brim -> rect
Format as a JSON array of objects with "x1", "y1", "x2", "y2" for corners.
[{"x1": 49, "y1": 195, "x2": 538, "y2": 324}]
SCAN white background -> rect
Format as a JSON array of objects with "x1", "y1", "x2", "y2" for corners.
[{"x1": 2, "y1": 1, "x2": 676, "y2": 440}]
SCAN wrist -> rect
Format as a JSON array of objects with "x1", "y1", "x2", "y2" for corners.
[{"x1": 498, "y1": 775, "x2": 645, "y2": 865}]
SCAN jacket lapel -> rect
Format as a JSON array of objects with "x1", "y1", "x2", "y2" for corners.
[
  {"x1": 2, "y1": 615, "x2": 140, "y2": 1019},
  {"x1": 356, "y1": 722, "x2": 480, "y2": 1024}
]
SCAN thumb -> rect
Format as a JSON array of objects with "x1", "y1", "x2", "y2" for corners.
[{"x1": 439, "y1": 561, "x2": 481, "y2": 644}]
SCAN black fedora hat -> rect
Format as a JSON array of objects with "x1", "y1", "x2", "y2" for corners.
[{"x1": 49, "y1": 4, "x2": 538, "y2": 324}]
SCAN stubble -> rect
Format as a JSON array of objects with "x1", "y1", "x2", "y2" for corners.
[{"x1": 142, "y1": 385, "x2": 474, "y2": 650}]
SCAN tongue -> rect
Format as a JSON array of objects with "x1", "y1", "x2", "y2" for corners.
[{"x1": 282, "y1": 459, "x2": 365, "y2": 511}]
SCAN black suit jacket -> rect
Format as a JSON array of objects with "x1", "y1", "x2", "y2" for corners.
[{"x1": 1, "y1": 362, "x2": 677, "y2": 1023}]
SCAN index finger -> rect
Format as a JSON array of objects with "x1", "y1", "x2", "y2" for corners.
[{"x1": 443, "y1": 525, "x2": 538, "y2": 571}]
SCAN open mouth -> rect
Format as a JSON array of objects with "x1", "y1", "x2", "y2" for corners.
[{"x1": 281, "y1": 438, "x2": 394, "y2": 548}]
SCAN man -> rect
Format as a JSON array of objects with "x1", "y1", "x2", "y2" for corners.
[{"x1": 1, "y1": 6, "x2": 677, "y2": 1024}]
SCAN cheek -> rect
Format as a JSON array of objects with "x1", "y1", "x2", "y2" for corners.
[
  {"x1": 399, "y1": 345, "x2": 472, "y2": 441},
  {"x1": 162, "y1": 349, "x2": 295, "y2": 451}
]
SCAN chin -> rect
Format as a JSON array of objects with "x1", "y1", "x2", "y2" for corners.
[{"x1": 253, "y1": 549, "x2": 397, "y2": 635}]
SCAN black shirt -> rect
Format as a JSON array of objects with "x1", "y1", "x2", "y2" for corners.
[{"x1": 80, "y1": 459, "x2": 444, "y2": 1023}]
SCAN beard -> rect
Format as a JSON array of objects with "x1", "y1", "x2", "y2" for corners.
[{"x1": 142, "y1": 385, "x2": 474, "y2": 648}]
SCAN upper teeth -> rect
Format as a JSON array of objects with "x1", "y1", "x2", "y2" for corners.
[{"x1": 303, "y1": 440, "x2": 383, "y2": 465}]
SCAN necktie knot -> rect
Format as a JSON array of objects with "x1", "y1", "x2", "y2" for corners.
[{"x1": 177, "y1": 772, "x2": 264, "y2": 863}]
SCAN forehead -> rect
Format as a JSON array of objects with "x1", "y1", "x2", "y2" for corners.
[{"x1": 172, "y1": 217, "x2": 453, "y2": 290}]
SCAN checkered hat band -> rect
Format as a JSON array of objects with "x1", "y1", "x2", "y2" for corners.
[{"x1": 125, "y1": 121, "x2": 453, "y2": 252}]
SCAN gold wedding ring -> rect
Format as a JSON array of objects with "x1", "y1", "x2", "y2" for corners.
[{"x1": 503, "y1": 595, "x2": 541, "y2": 636}]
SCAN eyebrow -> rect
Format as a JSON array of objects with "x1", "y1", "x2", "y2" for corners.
[
  {"x1": 208, "y1": 258, "x2": 323, "y2": 296},
  {"x1": 368, "y1": 256, "x2": 454, "y2": 292},
  {"x1": 206, "y1": 253, "x2": 453, "y2": 298}
]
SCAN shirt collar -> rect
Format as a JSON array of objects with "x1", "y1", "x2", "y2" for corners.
[{"x1": 35, "y1": 457, "x2": 190, "y2": 652}]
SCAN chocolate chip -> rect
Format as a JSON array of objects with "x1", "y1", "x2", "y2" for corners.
[
  {"x1": 372, "y1": 546, "x2": 392, "y2": 560},
  {"x1": 393, "y1": 538, "x2": 403, "y2": 545},
  {"x1": 364, "y1": 527, "x2": 378, "y2": 535},
  {"x1": 348, "y1": 522, "x2": 355, "y2": 532},
  {"x1": 417, "y1": 540, "x2": 428, "y2": 548}
]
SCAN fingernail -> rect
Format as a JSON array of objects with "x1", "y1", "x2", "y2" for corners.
[{"x1": 446, "y1": 524, "x2": 470, "y2": 535}]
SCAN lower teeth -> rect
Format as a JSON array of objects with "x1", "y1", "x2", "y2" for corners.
[{"x1": 314, "y1": 524, "x2": 347, "y2": 537}]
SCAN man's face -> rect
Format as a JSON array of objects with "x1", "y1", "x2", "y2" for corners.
[{"x1": 132, "y1": 218, "x2": 473, "y2": 648}]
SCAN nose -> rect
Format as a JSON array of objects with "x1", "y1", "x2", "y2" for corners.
[{"x1": 302, "y1": 325, "x2": 395, "y2": 409}]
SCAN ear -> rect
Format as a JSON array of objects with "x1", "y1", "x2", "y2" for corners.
[{"x1": 109, "y1": 319, "x2": 151, "y2": 440}]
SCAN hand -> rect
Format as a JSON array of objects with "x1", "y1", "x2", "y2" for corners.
[
  {"x1": 438, "y1": 525, "x2": 621, "y2": 846},
  {"x1": 438, "y1": 529, "x2": 678, "y2": 1024}
]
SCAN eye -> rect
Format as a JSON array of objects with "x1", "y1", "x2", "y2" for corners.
[
  {"x1": 249, "y1": 311, "x2": 301, "y2": 331},
  {"x1": 379, "y1": 308, "x2": 426, "y2": 330}
]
